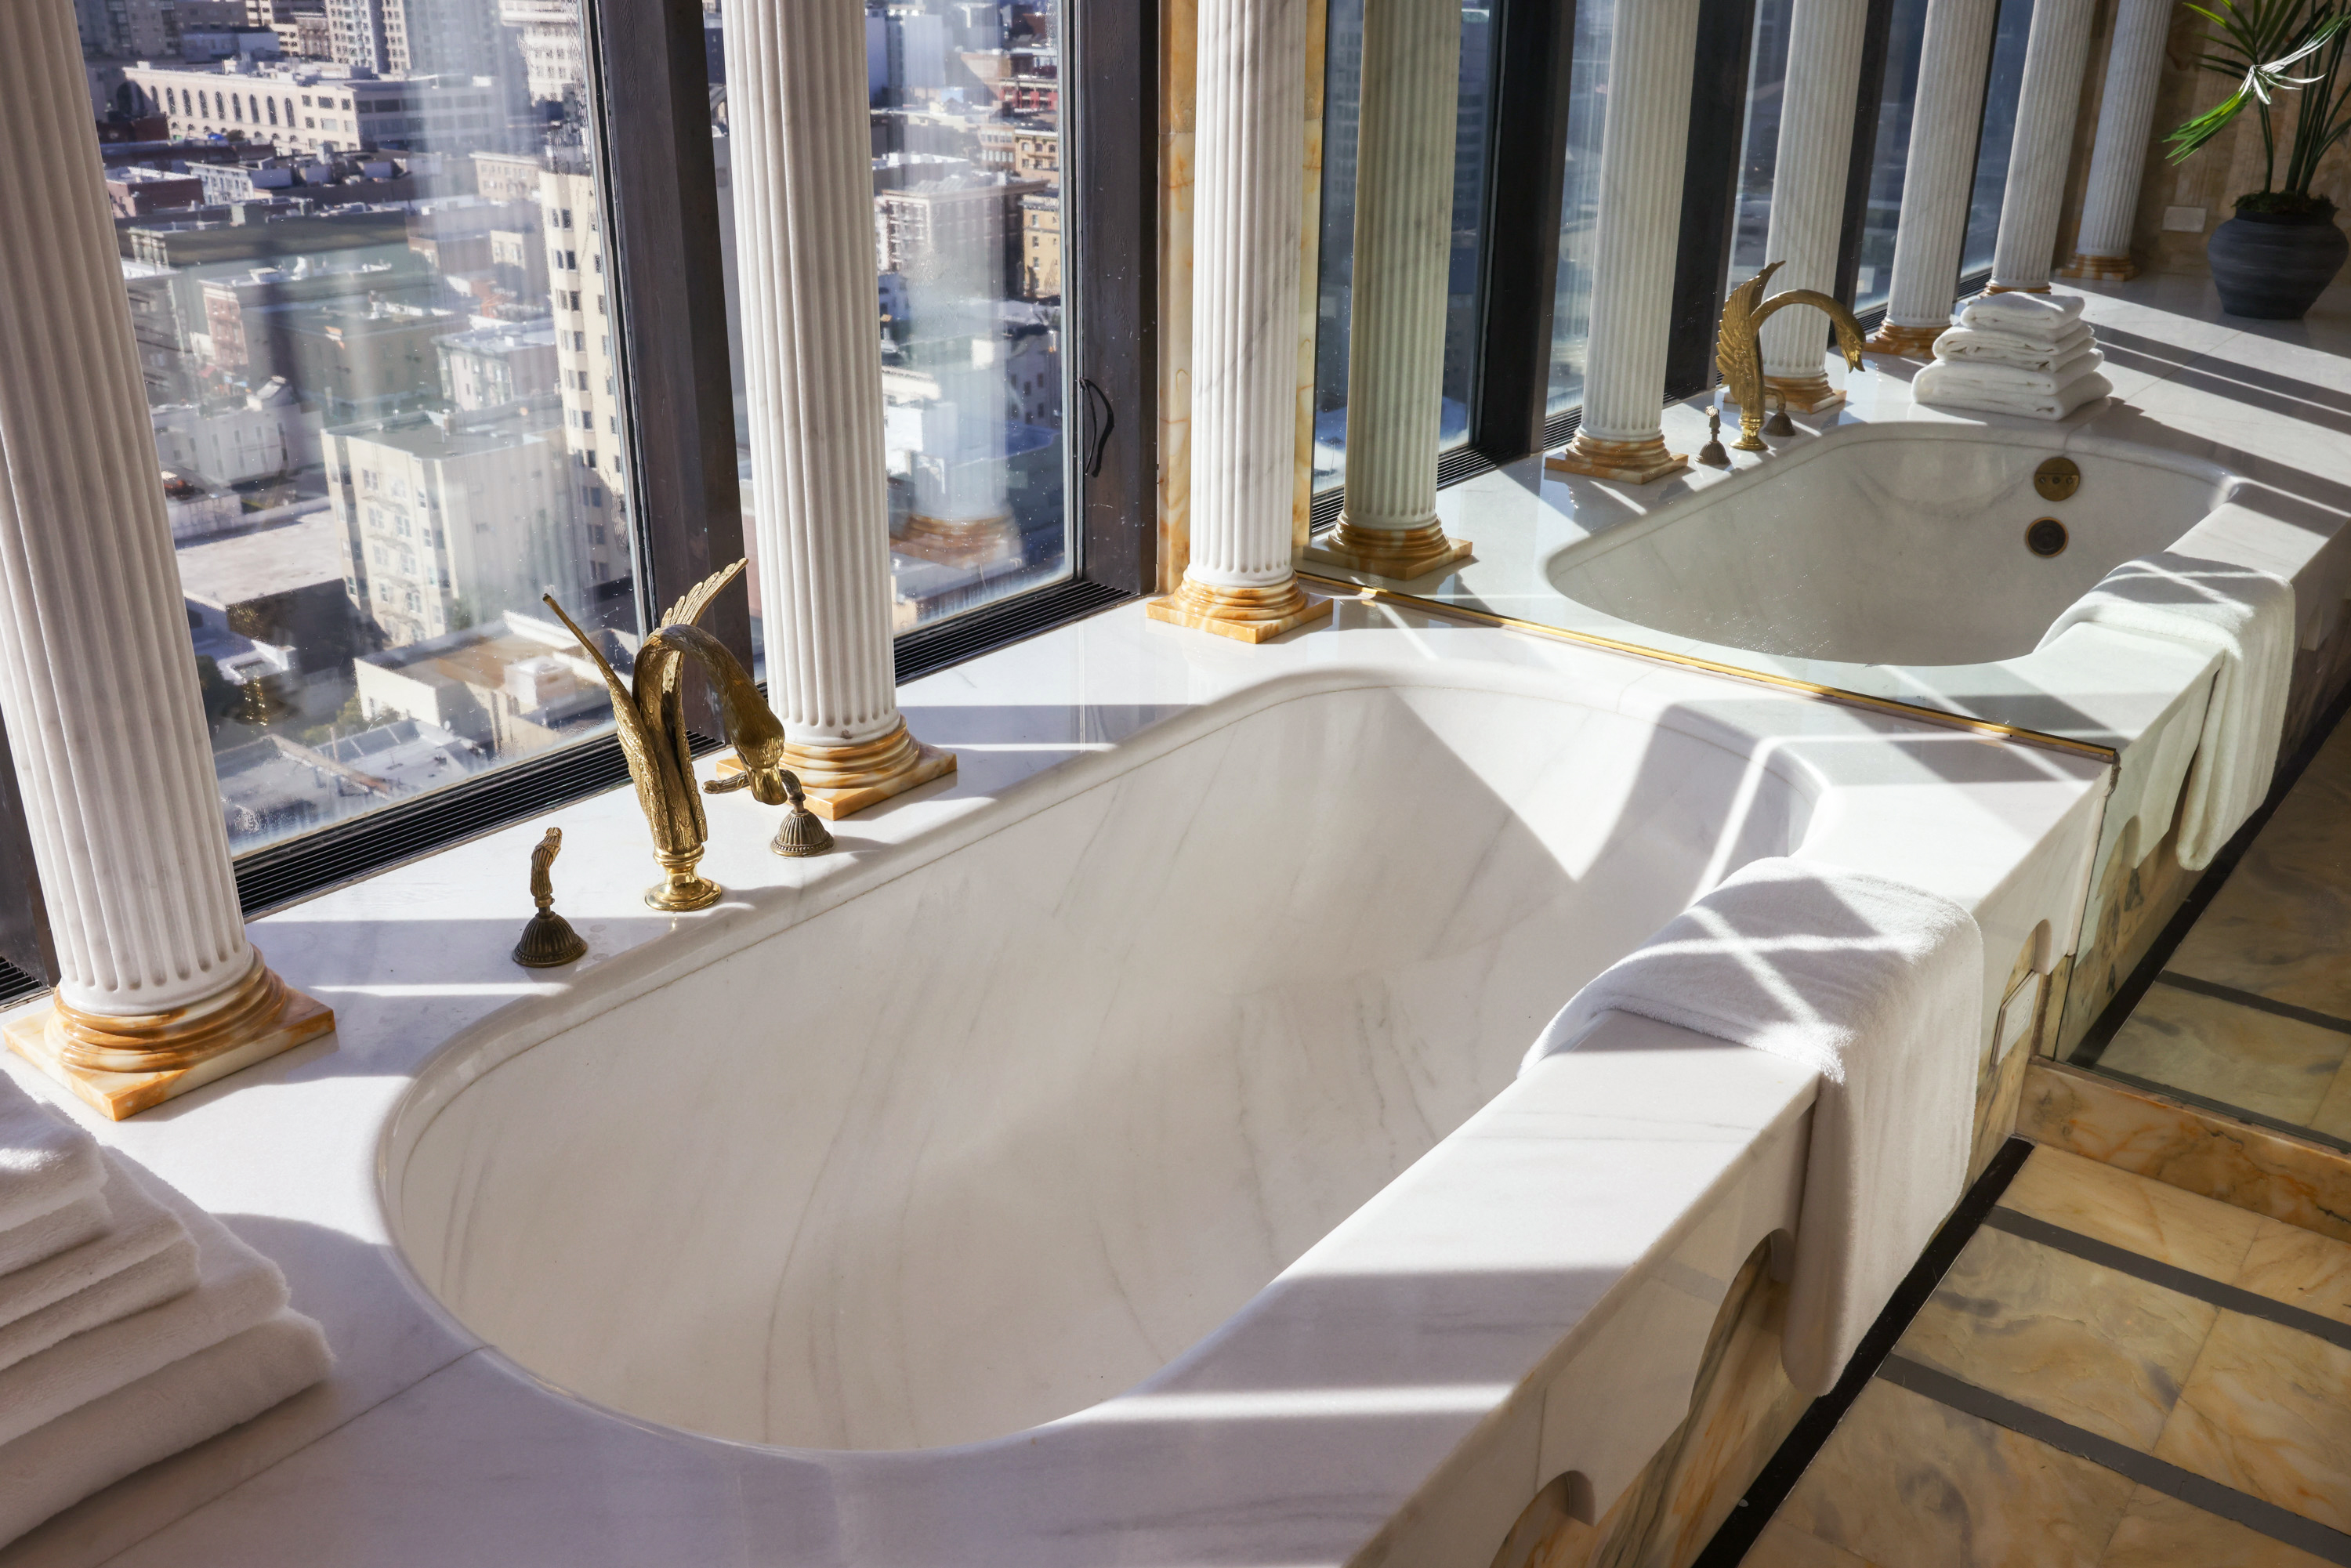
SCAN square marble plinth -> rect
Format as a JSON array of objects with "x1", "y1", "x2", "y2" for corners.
[
  {"x1": 5, "y1": 988, "x2": 334, "y2": 1120},
  {"x1": 712, "y1": 744, "x2": 958, "y2": 820},
  {"x1": 1143, "y1": 591, "x2": 1332, "y2": 644}
]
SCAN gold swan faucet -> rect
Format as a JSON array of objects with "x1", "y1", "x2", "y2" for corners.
[
  {"x1": 1715, "y1": 260, "x2": 1868, "y2": 453},
  {"x1": 542, "y1": 558, "x2": 808, "y2": 912}
]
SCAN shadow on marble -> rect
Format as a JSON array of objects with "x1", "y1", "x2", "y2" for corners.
[
  {"x1": 2016, "y1": 1063, "x2": 2351, "y2": 1245},
  {"x1": 2096, "y1": 1485, "x2": 2335, "y2": 1567},
  {"x1": 1743, "y1": 1517, "x2": 1875, "y2": 1567},
  {"x1": 1775, "y1": 1378, "x2": 2135, "y2": 1568},
  {"x1": 2097, "y1": 986, "x2": 2348, "y2": 1128},
  {"x1": 2154, "y1": 1309, "x2": 2351, "y2": 1534},
  {"x1": 1895, "y1": 1226, "x2": 2214, "y2": 1452},
  {"x1": 1998, "y1": 1146, "x2": 2264, "y2": 1280}
]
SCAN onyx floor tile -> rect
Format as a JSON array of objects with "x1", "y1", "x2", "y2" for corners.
[
  {"x1": 1997, "y1": 1146, "x2": 2265, "y2": 1280},
  {"x1": 2233, "y1": 1218, "x2": 2351, "y2": 1327},
  {"x1": 2095, "y1": 1485, "x2": 2335, "y2": 1567},
  {"x1": 2154, "y1": 1310, "x2": 2351, "y2": 1534},
  {"x1": 1775, "y1": 1378, "x2": 2136, "y2": 1568},
  {"x1": 2098, "y1": 987, "x2": 2348, "y2": 1128},
  {"x1": 1742, "y1": 1517, "x2": 1874, "y2": 1568},
  {"x1": 2306, "y1": 1058, "x2": 2351, "y2": 1144},
  {"x1": 1896, "y1": 1225, "x2": 2216, "y2": 1451}
]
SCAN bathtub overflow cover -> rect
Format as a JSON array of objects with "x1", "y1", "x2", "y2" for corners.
[
  {"x1": 2034, "y1": 456, "x2": 2081, "y2": 502},
  {"x1": 2026, "y1": 517, "x2": 2069, "y2": 557}
]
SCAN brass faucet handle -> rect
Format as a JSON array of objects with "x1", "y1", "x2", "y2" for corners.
[{"x1": 702, "y1": 771, "x2": 755, "y2": 795}]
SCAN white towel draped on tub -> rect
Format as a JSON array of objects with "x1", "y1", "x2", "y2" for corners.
[
  {"x1": 2038, "y1": 552, "x2": 2295, "y2": 868},
  {"x1": 1523, "y1": 858, "x2": 1983, "y2": 1396}
]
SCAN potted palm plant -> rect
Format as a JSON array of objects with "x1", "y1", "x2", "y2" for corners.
[{"x1": 2170, "y1": 0, "x2": 2351, "y2": 317}]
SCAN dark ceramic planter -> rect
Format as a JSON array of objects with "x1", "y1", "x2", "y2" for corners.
[{"x1": 2207, "y1": 208, "x2": 2350, "y2": 319}]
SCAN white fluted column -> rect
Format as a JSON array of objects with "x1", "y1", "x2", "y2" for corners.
[
  {"x1": 1549, "y1": 0, "x2": 1703, "y2": 484},
  {"x1": 1306, "y1": 0, "x2": 1472, "y2": 581},
  {"x1": 1758, "y1": 0, "x2": 1873, "y2": 409},
  {"x1": 1988, "y1": 0, "x2": 2096, "y2": 292},
  {"x1": 1867, "y1": 0, "x2": 1999, "y2": 356},
  {"x1": 0, "y1": 0, "x2": 328, "y2": 1117},
  {"x1": 2063, "y1": 0, "x2": 2170, "y2": 279},
  {"x1": 727, "y1": 0, "x2": 951, "y2": 815},
  {"x1": 1150, "y1": 0, "x2": 1330, "y2": 639}
]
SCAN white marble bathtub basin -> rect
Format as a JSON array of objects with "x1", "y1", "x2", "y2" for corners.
[
  {"x1": 1546, "y1": 426, "x2": 2234, "y2": 667},
  {"x1": 389, "y1": 677, "x2": 1822, "y2": 1454}
]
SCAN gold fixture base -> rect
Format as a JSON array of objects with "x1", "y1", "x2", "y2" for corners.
[
  {"x1": 716, "y1": 718, "x2": 957, "y2": 820},
  {"x1": 1144, "y1": 576, "x2": 1334, "y2": 643},
  {"x1": 1545, "y1": 433, "x2": 1689, "y2": 484},
  {"x1": 2059, "y1": 252, "x2": 2137, "y2": 281},
  {"x1": 647, "y1": 846, "x2": 723, "y2": 911},
  {"x1": 5, "y1": 963, "x2": 335, "y2": 1121},
  {"x1": 1863, "y1": 321, "x2": 1943, "y2": 360},
  {"x1": 1760, "y1": 372, "x2": 1846, "y2": 414},
  {"x1": 1302, "y1": 521, "x2": 1473, "y2": 581},
  {"x1": 1981, "y1": 281, "x2": 2052, "y2": 295}
]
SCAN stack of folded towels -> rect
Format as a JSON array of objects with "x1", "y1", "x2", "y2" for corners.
[
  {"x1": 1913, "y1": 291, "x2": 2112, "y2": 420},
  {"x1": 0, "y1": 1070, "x2": 330, "y2": 1546}
]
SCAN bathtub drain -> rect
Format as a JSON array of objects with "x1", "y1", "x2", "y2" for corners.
[{"x1": 2025, "y1": 518, "x2": 2068, "y2": 558}]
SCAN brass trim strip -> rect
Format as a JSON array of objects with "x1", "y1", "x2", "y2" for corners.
[{"x1": 1295, "y1": 570, "x2": 2121, "y2": 765}]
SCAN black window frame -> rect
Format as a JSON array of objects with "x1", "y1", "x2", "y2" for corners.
[{"x1": 0, "y1": 0, "x2": 1156, "y2": 958}]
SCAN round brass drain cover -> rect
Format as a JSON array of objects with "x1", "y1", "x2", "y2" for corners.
[{"x1": 2034, "y1": 455, "x2": 2081, "y2": 502}]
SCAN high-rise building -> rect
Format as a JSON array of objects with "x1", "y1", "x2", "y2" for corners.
[
  {"x1": 538, "y1": 157, "x2": 629, "y2": 583},
  {"x1": 323, "y1": 0, "x2": 495, "y2": 76},
  {"x1": 498, "y1": 0, "x2": 580, "y2": 108}
]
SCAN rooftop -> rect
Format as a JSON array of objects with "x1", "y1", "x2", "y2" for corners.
[{"x1": 173, "y1": 513, "x2": 346, "y2": 609}]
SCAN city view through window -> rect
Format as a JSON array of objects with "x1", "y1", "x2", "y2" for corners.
[{"x1": 74, "y1": 0, "x2": 1066, "y2": 857}]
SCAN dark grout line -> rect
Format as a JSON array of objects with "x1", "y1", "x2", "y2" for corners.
[
  {"x1": 1982, "y1": 1207, "x2": 2351, "y2": 1354},
  {"x1": 1688, "y1": 1138, "x2": 2034, "y2": 1568},
  {"x1": 2155, "y1": 969, "x2": 2351, "y2": 1037},
  {"x1": 2075, "y1": 1063, "x2": 2351, "y2": 1157},
  {"x1": 1878, "y1": 1355, "x2": 2351, "y2": 1564}
]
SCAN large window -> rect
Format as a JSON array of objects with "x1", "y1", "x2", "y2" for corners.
[
  {"x1": 1545, "y1": 0, "x2": 1612, "y2": 418},
  {"x1": 1729, "y1": 0, "x2": 1795, "y2": 285},
  {"x1": 1964, "y1": 0, "x2": 2036, "y2": 276},
  {"x1": 96, "y1": 0, "x2": 629, "y2": 856},
  {"x1": 1851, "y1": 0, "x2": 1933, "y2": 311},
  {"x1": 715, "y1": 2, "x2": 1073, "y2": 641},
  {"x1": 1310, "y1": 0, "x2": 1498, "y2": 496}
]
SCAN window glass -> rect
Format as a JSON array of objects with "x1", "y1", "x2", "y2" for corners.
[
  {"x1": 1962, "y1": 0, "x2": 2034, "y2": 276},
  {"x1": 712, "y1": 0, "x2": 1070, "y2": 646},
  {"x1": 1727, "y1": 0, "x2": 1795, "y2": 285},
  {"x1": 1310, "y1": 1, "x2": 1497, "y2": 495},
  {"x1": 1546, "y1": 0, "x2": 1611, "y2": 418},
  {"x1": 1850, "y1": 0, "x2": 1932, "y2": 311},
  {"x1": 88, "y1": 0, "x2": 629, "y2": 853}
]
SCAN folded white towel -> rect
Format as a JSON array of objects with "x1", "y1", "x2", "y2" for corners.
[
  {"x1": 0, "y1": 1312, "x2": 330, "y2": 1548},
  {"x1": 0, "y1": 1193, "x2": 109, "y2": 1280},
  {"x1": 1933, "y1": 324, "x2": 2097, "y2": 373},
  {"x1": 1523, "y1": 858, "x2": 1983, "y2": 1396},
  {"x1": 0, "y1": 1071, "x2": 103, "y2": 1235},
  {"x1": 1962, "y1": 290, "x2": 2085, "y2": 330},
  {"x1": 1914, "y1": 362, "x2": 2111, "y2": 421},
  {"x1": 2038, "y1": 553, "x2": 2294, "y2": 868},
  {"x1": 0, "y1": 1155, "x2": 197, "y2": 1367},
  {"x1": 1924, "y1": 349, "x2": 2106, "y2": 399},
  {"x1": 0, "y1": 1157, "x2": 287, "y2": 1447}
]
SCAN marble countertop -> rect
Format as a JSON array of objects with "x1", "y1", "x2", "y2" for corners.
[
  {"x1": 0, "y1": 588, "x2": 2110, "y2": 1567},
  {"x1": 1313, "y1": 277, "x2": 2351, "y2": 754}
]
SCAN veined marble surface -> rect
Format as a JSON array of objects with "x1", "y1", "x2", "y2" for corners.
[{"x1": 0, "y1": 599, "x2": 2105, "y2": 1566}]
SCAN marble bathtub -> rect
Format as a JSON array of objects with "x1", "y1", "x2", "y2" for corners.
[{"x1": 0, "y1": 604, "x2": 2107, "y2": 1568}]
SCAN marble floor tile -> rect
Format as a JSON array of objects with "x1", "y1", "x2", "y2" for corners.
[
  {"x1": 2154, "y1": 1310, "x2": 2351, "y2": 1534},
  {"x1": 1998, "y1": 1146, "x2": 2264, "y2": 1280},
  {"x1": 1777, "y1": 1379, "x2": 2136, "y2": 1568},
  {"x1": 2166, "y1": 722, "x2": 2351, "y2": 1019},
  {"x1": 2095, "y1": 1486, "x2": 2334, "y2": 1568},
  {"x1": 2097, "y1": 987, "x2": 2347, "y2": 1128},
  {"x1": 2233, "y1": 1219, "x2": 2351, "y2": 1328},
  {"x1": 2306, "y1": 1059, "x2": 2351, "y2": 1145},
  {"x1": 1743, "y1": 1517, "x2": 1875, "y2": 1568},
  {"x1": 1896, "y1": 1226, "x2": 2216, "y2": 1450}
]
